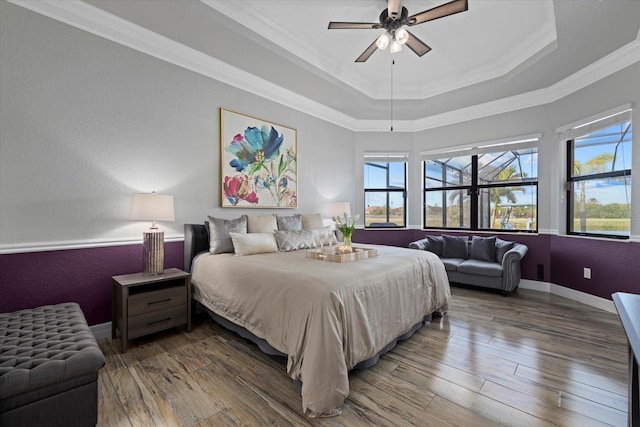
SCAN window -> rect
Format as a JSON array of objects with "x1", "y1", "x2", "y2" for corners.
[
  {"x1": 423, "y1": 140, "x2": 538, "y2": 231},
  {"x1": 364, "y1": 154, "x2": 407, "y2": 228},
  {"x1": 565, "y1": 110, "x2": 632, "y2": 239}
]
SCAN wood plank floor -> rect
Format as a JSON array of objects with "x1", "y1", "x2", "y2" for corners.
[{"x1": 97, "y1": 287, "x2": 629, "y2": 426}]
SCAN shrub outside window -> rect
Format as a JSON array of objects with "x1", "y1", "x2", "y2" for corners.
[
  {"x1": 424, "y1": 146, "x2": 538, "y2": 231},
  {"x1": 364, "y1": 159, "x2": 406, "y2": 228},
  {"x1": 567, "y1": 119, "x2": 632, "y2": 238}
]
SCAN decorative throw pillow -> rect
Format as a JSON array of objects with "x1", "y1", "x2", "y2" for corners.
[
  {"x1": 425, "y1": 235, "x2": 444, "y2": 256},
  {"x1": 276, "y1": 214, "x2": 302, "y2": 231},
  {"x1": 470, "y1": 236, "x2": 496, "y2": 262},
  {"x1": 310, "y1": 227, "x2": 338, "y2": 246},
  {"x1": 442, "y1": 235, "x2": 468, "y2": 259},
  {"x1": 229, "y1": 232, "x2": 278, "y2": 256},
  {"x1": 496, "y1": 238, "x2": 516, "y2": 262},
  {"x1": 247, "y1": 214, "x2": 277, "y2": 233},
  {"x1": 274, "y1": 229, "x2": 315, "y2": 251},
  {"x1": 301, "y1": 213, "x2": 324, "y2": 230},
  {"x1": 207, "y1": 215, "x2": 247, "y2": 254}
]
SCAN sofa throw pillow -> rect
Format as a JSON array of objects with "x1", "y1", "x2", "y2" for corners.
[
  {"x1": 276, "y1": 214, "x2": 302, "y2": 231},
  {"x1": 274, "y1": 229, "x2": 315, "y2": 251},
  {"x1": 425, "y1": 235, "x2": 444, "y2": 256},
  {"x1": 229, "y1": 232, "x2": 278, "y2": 256},
  {"x1": 207, "y1": 215, "x2": 247, "y2": 254},
  {"x1": 247, "y1": 214, "x2": 277, "y2": 233},
  {"x1": 442, "y1": 235, "x2": 468, "y2": 259},
  {"x1": 496, "y1": 238, "x2": 516, "y2": 262},
  {"x1": 301, "y1": 213, "x2": 324, "y2": 230},
  {"x1": 470, "y1": 236, "x2": 496, "y2": 262}
]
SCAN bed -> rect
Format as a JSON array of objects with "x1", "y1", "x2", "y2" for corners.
[{"x1": 184, "y1": 223, "x2": 450, "y2": 417}]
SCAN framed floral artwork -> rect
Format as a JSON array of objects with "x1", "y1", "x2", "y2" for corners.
[{"x1": 220, "y1": 108, "x2": 298, "y2": 208}]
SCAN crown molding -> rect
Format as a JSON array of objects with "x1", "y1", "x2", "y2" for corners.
[{"x1": 8, "y1": 0, "x2": 640, "y2": 133}]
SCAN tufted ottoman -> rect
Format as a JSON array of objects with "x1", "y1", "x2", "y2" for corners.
[{"x1": 0, "y1": 302, "x2": 105, "y2": 427}]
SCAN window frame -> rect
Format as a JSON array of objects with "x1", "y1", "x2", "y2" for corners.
[
  {"x1": 565, "y1": 122, "x2": 632, "y2": 240},
  {"x1": 363, "y1": 158, "x2": 407, "y2": 228},
  {"x1": 422, "y1": 144, "x2": 539, "y2": 232}
]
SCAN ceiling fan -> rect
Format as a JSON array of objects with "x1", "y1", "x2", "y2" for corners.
[{"x1": 328, "y1": 0, "x2": 468, "y2": 62}]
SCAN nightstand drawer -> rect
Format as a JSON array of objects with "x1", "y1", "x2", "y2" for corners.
[
  {"x1": 128, "y1": 306, "x2": 187, "y2": 339},
  {"x1": 128, "y1": 286, "x2": 186, "y2": 316}
]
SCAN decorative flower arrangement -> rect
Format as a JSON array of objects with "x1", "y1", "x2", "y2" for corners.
[{"x1": 332, "y1": 213, "x2": 359, "y2": 252}]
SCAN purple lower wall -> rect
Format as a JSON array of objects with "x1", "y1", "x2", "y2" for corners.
[
  {"x1": 0, "y1": 241, "x2": 183, "y2": 325},
  {"x1": 1, "y1": 232, "x2": 639, "y2": 325},
  {"x1": 550, "y1": 236, "x2": 640, "y2": 299}
]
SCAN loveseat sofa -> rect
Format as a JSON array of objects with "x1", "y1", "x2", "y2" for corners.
[{"x1": 409, "y1": 235, "x2": 528, "y2": 295}]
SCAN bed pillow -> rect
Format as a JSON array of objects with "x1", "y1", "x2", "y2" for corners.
[
  {"x1": 247, "y1": 214, "x2": 277, "y2": 233},
  {"x1": 274, "y1": 229, "x2": 315, "y2": 251},
  {"x1": 310, "y1": 227, "x2": 338, "y2": 246},
  {"x1": 276, "y1": 214, "x2": 302, "y2": 231},
  {"x1": 470, "y1": 236, "x2": 496, "y2": 262},
  {"x1": 229, "y1": 232, "x2": 278, "y2": 256},
  {"x1": 496, "y1": 238, "x2": 516, "y2": 262},
  {"x1": 301, "y1": 213, "x2": 324, "y2": 230},
  {"x1": 207, "y1": 215, "x2": 247, "y2": 254},
  {"x1": 442, "y1": 235, "x2": 468, "y2": 259}
]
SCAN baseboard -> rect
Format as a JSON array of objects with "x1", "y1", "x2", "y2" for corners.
[
  {"x1": 519, "y1": 279, "x2": 616, "y2": 314},
  {"x1": 91, "y1": 322, "x2": 112, "y2": 340}
]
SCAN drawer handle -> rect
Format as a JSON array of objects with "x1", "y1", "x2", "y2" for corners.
[
  {"x1": 147, "y1": 317, "x2": 171, "y2": 326},
  {"x1": 148, "y1": 298, "x2": 171, "y2": 305}
]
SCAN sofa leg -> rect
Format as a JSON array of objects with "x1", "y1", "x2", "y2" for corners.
[{"x1": 501, "y1": 290, "x2": 510, "y2": 297}]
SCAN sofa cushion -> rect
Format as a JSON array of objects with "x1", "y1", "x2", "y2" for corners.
[
  {"x1": 457, "y1": 259, "x2": 503, "y2": 277},
  {"x1": 470, "y1": 236, "x2": 496, "y2": 262},
  {"x1": 442, "y1": 235, "x2": 468, "y2": 258},
  {"x1": 496, "y1": 238, "x2": 516, "y2": 262},
  {"x1": 440, "y1": 258, "x2": 466, "y2": 272}
]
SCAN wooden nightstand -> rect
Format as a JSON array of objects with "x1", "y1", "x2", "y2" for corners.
[{"x1": 111, "y1": 268, "x2": 191, "y2": 353}]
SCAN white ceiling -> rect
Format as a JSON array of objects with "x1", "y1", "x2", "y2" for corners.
[
  {"x1": 11, "y1": 0, "x2": 640, "y2": 128},
  {"x1": 203, "y1": 0, "x2": 557, "y2": 101}
]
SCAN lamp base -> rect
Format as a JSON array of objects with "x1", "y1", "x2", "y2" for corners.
[{"x1": 142, "y1": 231, "x2": 165, "y2": 275}]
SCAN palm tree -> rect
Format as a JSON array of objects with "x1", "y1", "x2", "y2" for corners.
[
  {"x1": 489, "y1": 166, "x2": 525, "y2": 228},
  {"x1": 574, "y1": 153, "x2": 614, "y2": 232}
]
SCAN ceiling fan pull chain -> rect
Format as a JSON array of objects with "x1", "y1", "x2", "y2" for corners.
[{"x1": 390, "y1": 59, "x2": 394, "y2": 132}]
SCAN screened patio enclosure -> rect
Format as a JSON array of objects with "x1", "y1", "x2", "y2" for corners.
[{"x1": 424, "y1": 147, "x2": 538, "y2": 231}]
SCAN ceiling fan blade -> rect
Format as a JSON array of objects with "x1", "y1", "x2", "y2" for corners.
[
  {"x1": 405, "y1": 31, "x2": 432, "y2": 57},
  {"x1": 407, "y1": 0, "x2": 468, "y2": 26},
  {"x1": 388, "y1": 0, "x2": 401, "y2": 19},
  {"x1": 328, "y1": 22, "x2": 381, "y2": 29},
  {"x1": 355, "y1": 40, "x2": 379, "y2": 63}
]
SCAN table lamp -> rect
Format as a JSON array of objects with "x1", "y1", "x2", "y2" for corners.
[{"x1": 130, "y1": 192, "x2": 175, "y2": 275}]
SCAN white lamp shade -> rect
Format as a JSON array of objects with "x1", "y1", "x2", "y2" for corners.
[
  {"x1": 395, "y1": 28, "x2": 409, "y2": 45},
  {"x1": 390, "y1": 39, "x2": 402, "y2": 54},
  {"x1": 130, "y1": 193, "x2": 175, "y2": 222},
  {"x1": 330, "y1": 202, "x2": 351, "y2": 219},
  {"x1": 376, "y1": 32, "x2": 391, "y2": 50}
]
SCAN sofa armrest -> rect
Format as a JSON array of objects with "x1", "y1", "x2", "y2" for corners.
[{"x1": 501, "y1": 243, "x2": 528, "y2": 292}]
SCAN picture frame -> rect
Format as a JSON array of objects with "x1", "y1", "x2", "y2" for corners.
[{"x1": 220, "y1": 108, "x2": 298, "y2": 208}]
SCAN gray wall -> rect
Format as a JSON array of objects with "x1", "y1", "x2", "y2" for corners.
[
  {"x1": 1, "y1": 0, "x2": 639, "y2": 252},
  {"x1": 0, "y1": 1, "x2": 354, "y2": 249}
]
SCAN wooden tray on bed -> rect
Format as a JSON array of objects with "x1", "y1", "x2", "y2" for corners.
[{"x1": 306, "y1": 246, "x2": 377, "y2": 263}]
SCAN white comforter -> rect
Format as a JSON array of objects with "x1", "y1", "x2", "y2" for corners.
[{"x1": 191, "y1": 244, "x2": 450, "y2": 417}]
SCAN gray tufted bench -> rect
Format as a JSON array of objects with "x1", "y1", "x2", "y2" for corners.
[{"x1": 0, "y1": 302, "x2": 105, "y2": 427}]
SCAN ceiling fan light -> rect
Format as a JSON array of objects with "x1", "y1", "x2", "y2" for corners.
[
  {"x1": 395, "y1": 28, "x2": 409, "y2": 45},
  {"x1": 376, "y1": 32, "x2": 391, "y2": 50},
  {"x1": 390, "y1": 39, "x2": 402, "y2": 54}
]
